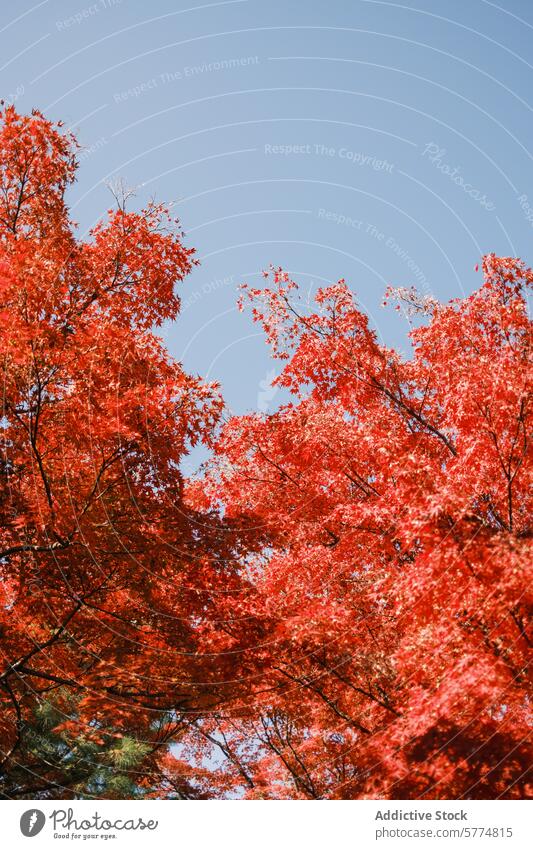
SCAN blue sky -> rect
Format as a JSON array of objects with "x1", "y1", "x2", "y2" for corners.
[{"x1": 2, "y1": 0, "x2": 533, "y2": 425}]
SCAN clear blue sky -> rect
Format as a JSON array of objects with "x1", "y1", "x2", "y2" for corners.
[{"x1": 2, "y1": 0, "x2": 532, "y2": 433}]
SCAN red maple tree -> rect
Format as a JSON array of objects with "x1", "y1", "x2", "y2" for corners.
[
  {"x1": 192, "y1": 260, "x2": 532, "y2": 799},
  {"x1": 0, "y1": 106, "x2": 254, "y2": 798}
]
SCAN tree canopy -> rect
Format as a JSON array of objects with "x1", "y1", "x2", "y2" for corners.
[{"x1": 0, "y1": 107, "x2": 531, "y2": 800}]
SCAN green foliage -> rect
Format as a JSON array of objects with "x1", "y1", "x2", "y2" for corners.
[{"x1": 0, "y1": 693, "x2": 151, "y2": 799}]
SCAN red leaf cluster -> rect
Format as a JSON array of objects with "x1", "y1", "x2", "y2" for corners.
[{"x1": 0, "y1": 107, "x2": 530, "y2": 800}]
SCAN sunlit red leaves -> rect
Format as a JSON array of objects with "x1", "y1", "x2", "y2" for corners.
[
  {"x1": 0, "y1": 104, "x2": 531, "y2": 800},
  {"x1": 199, "y1": 259, "x2": 532, "y2": 799},
  {"x1": 0, "y1": 107, "x2": 238, "y2": 796}
]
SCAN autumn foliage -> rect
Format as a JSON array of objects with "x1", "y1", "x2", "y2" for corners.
[
  {"x1": 195, "y1": 260, "x2": 531, "y2": 799},
  {"x1": 0, "y1": 107, "x2": 531, "y2": 800},
  {"x1": 0, "y1": 106, "x2": 248, "y2": 798}
]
